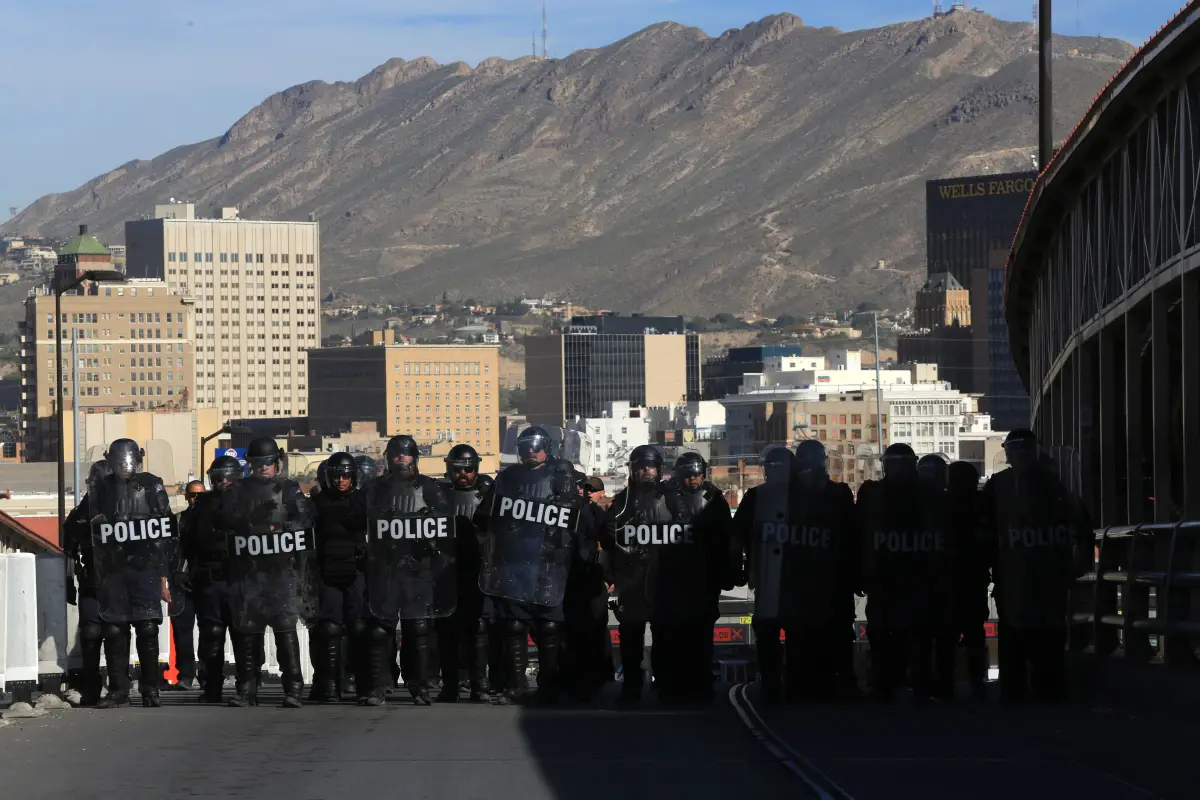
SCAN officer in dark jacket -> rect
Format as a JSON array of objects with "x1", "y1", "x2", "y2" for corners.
[
  {"x1": 437, "y1": 444, "x2": 494, "y2": 702},
  {"x1": 64, "y1": 439, "x2": 176, "y2": 708},
  {"x1": 561, "y1": 473, "x2": 613, "y2": 702},
  {"x1": 981, "y1": 430, "x2": 1092, "y2": 704},
  {"x1": 183, "y1": 455, "x2": 243, "y2": 703},
  {"x1": 947, "y1": 461, "x2": 988, "y2": 700},
  {"x1": 310, "y1": 452, "x2": 368, "y2": 703}
]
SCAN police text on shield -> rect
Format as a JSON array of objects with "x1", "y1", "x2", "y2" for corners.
[
  {"x1": 621, "y1": 523, "x2": 694, "y2": 546},
  {"x1": 497, "y1": 497, "x2": 575, "y2": 528},
  {"x1": 376, "y1": 516, "x2": 450, "y2": 540},
  {"x1": 98, "y1": 517, "x2": 177, "y2": 545},
  {"x1": 233, "y1": 529, "x2": 312, "y2": 556}
]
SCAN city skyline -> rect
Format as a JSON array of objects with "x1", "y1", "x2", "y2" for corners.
[{"x1": 0, "y1": 0, "x2": 1182, "y2": 214}]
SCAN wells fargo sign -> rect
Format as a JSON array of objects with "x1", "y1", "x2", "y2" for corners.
[{"x1": 936, "y1": 176, "x2": 1037, "y2": 200}]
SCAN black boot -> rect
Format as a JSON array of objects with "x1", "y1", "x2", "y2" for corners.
[
  {"x1": 197, "y1": 623, "x2": 226, "y2": 704},
  {"x1": 469, "y1": 618, "x2": 492, "y2": 702},
  {"x1": 404, "y1": 619, "x2": 433, "y2": 706},
  {"x1": 276, "y1": 629, "x2": 304, "y2": 708},
  {"x1": 78, "y1": 622, "x2": 104, "y2": 707},
  {"x1": 310, "y1": 621, "x2": 342, "y2": 703},
  {"x1": 96, "y1": 625, "x2": 132, "y2": 709},
  {"x1": 228, "y1": 632, "x2": 261, "y2": 707},
  {"x1": 134, "y1": 621, "x2": 162, "y2": 707},
  {"x1": 492, "y1": 619, "x2": 527, "y2": 705},
  {"x1": 532, "y1": 621, "x2": 562, "y2": 706},
  {"x1": 321, "y1": 630, "x2": 343, "y2": 703},
  {"x1": 359, "y1": 622, "x2": 391, "y2": 706}
]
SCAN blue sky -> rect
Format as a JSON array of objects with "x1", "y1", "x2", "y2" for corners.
[{"x1": 0, "y1": 0, "x2": 1187, "y2": 213}]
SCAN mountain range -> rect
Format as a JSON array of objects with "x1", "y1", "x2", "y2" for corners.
[{"x1": 6, "y1": 9, "x2": 1133, "y2": 315}]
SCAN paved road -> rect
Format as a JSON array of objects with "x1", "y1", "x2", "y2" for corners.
[
  {"x1": 731, "y1": 683, "x2": 1197, "y2": 800},
  {"x1": 0, "y1": 686, "x2": 799, "y2": 800},
  {"x1": 6, "y1": 682, "x2": 1197, "y2": 799}
]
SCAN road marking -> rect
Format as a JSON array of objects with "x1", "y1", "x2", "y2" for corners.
[{"x1": 728, "y1": 684, "x2": 857, "y2": 800}]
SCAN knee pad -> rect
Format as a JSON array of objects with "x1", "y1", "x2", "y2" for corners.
[
  {"x1": 317, "y1": 619, "x2": 344, "y2": 640},
  {"x1": 100, "y1": 623, "x2": 125, "y2": 641},
  {"x1": 80, "y1": 621, "x2": 103, "y2": 644},
  {"x1": 539, "y1": 620, "x2": 562, "y2": 639},
  {"x1": 367, "y1": 621, "x2": 392, "y2": 645},
  {"x1": 133, "y1": 620, "x2": 159, "y2": 640},
  {"x1": 503, "y1": 618, "x2": 527, "y2": 638},
  {"x1": 199, "y1": 621, "x2": 225, "y2": 641},
  {"x1": 407, "y1": 618, "x2": 431, "y2": 638},
  {"x1": 475, "y1": 617, "x2": 490, "y2": 636}
]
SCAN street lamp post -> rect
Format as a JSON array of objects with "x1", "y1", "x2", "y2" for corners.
[
  {"x1": 852, "y1": 310, "x2": 886, "y2": 456},
  {"x1": 199, "y1": 422, "x2": 253, "y2": 481},
  {"x1": 55, "y1": 269, "x2": 125, "y2": 547}
]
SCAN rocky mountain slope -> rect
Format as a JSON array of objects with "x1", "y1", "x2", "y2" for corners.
[{"x1": 7, "y1": 10, "x2": 1132, "y2": 315}]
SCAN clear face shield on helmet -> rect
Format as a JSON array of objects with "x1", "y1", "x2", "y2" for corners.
[
  {"x1": 106, "y1": 448, "x2": 142, "y2": 481},
  {"x1": 207, "y1": 466, "x2": 241, "y2": 490},
  {"x1": 516, "y1": 432, "x2": 552, "y2": 466},
  {"x1": 674, "y1": 457, "x2": 706, "y2": 490},
  {"x1": 882, "y1": 451, "x2": 919, "y2": 481},
  {"x1": 246, "y1": 454, "x2": 278, "y2": 478},
  {"x1": 761, "y1": 447, "x2": 794, "y2": 485},
  {"x1": 1004, "y1": 438, "x2": 1040, "y2": 472}
]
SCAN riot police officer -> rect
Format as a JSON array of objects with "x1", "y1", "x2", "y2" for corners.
[
  {"x1": 362, "y1": 435, "x2": 457, "y2": 706},
  {"x1": 654, "y1": 451, "x2": 733, "y2": 704},
  {"x1": 63, "y1": 460, "x2": 112, "y2": 706},
  {"x1": 215, "y1": 437, "x2": 316, "y2": 708},
  {"x1": 185, "y1": 454, "x2": 244, "y2": 703},
  {"x1": 65, "y1": 439, "x2": 177, "y2": 708},
  {"x1": 857, "y1": 443, "x2": 950, "y2": 702},
  {"x1": 560, "y1": 471, "x2": 612, "y2": 702},
  {"x1": 310, "y1": 452, "x2": 368, "y2": 703},
  {"x1": 981, "y1": 430, "x2": 1092, "y2": 704},
  {"x1": 475, "y1": 426, "x2": 591, "y2": 705},
  {"x1": 948, "y1": 460, "x2": 988, "y2": 701},
  {"x1": 438, "y1": 444, "x2": 494, "y2": 702},
  {"x1": 604, "y1": 444, "x2": 669, "y2": 705},
  {"x1": 733, "y1": 445, "x2": 795, "y2": 704}
]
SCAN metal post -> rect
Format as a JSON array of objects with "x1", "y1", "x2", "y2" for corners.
[
  {"x1": 1039, "y1": 0, "x2": 1053, "y2": 169},
  {"x1": 72, "y1": 329, "x2": 81, "y2": 507},
  {"x1": 55, "y1": 289, "x2": 65, "y2": 545},
  {"x1": 873, "y1": 312, "x2": 884, "y2": 455}
]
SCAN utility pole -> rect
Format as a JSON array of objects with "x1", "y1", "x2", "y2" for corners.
[
  {"x1": 872, "y1": 311, "x2": 883, "y2": 456},
  {"x1": 1039, "y1": 0, "x2": 1053, "y2": 169},
  {"x1": 72, "y1": 330, "x2": 81, "y2": 506},
  {"x1": 542, "y1": 1, "x2": 548, "y2": 59}
]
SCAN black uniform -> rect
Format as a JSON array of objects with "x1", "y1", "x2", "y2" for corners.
[
  {"x1": 362, "y1": 471, "x2": 455, "y2": 705},
  {"x1": 981, "y1": 462, "x2": 1091, "y2": 704},
  {"x1": 311, "y1": 485, "x2": 368, "y2": 702},
  {"x1": 857, "y1": 474, "x2": 950, "y2": 701},
  {"x1": 438, "y1": 474, "x2": 494, "y2": 701},
  {"x1": 561, "y1": 497, "x2": 612, "y2": 701},
  {"x1": 65, "y1": 471, "x2": 175, "y2": 708},
  {"x1": 474, "y1": 456, "x2": 590, "y2": 704},
  {"x1": 947, "y1": 462, "x2": 988, "y2": 700},
  {"x1": 213, "y1": 473, "x2": 316, "y2": 707}
]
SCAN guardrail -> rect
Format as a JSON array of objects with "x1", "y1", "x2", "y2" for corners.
[{"x1": 1071, "y1": 521, "x2": 1200, "y2": 667}]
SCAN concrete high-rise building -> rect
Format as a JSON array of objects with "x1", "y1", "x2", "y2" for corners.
[
  {"x1": 307, "y1": 343, "x2": 501, "y2": 471},
  {"x1": 524, "y1": 314, "x2": 701, "y2": 426},
  {"x1": 124, "y1": 202, "x2": 320, "y2": 420},
  {"x1": 18, "y1": 226, "x2": 197, "y2": 461}
]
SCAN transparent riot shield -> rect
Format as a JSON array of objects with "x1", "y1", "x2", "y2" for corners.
[
  {"x1": 1044, "y1": 446, "x2": 1081, "y2": 495},
  {"x1": 992, "y1": 452, "x2": 1011, "y2": 476},
  {"x1": 224, "y1": 481, "x2": 319, "y2": 632},
  {"x1": 282, "y1": 453, "x2": 320, "y2": 483},
  {"x1": 479, "y1": 486, "x2": 577, "y2": 607},
  {"x1": 750, "y1": 457, "x2": 792, "y2": 621},
  {"x1": 87, "y1": 477, "x2": 183, "y2": 623},
  {"x1": 367, "y1": 510, "x2": 458, "y2": 619},
  {"x1": 827, "y1": 452, "x2": 845, "y2": 485},
  {"x1": 144, "y1": 438, "x2": 177, "y2": 485}
]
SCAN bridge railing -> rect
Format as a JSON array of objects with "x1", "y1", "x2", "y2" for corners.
[{"x1": 1071, "y1": 522, "x2": 1200, "y2": 667}]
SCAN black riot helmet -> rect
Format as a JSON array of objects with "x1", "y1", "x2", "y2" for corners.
[
  {"x1": 105, "y1": 438, "x2": 143, "y2": 480},
  {"x1": 882, "y1": 443, "x2": 918, "y2": 480},
  {"x1": 917, "y1": 454, "x2": 949, "y2": 488},
  {"x1": 516, "y1": 426, "x2": 553, "y2": 466},
  {"x1": 445, "y1": 443, "x2": 480, "y2": 474},
  {"x1": 385, "y1": 435, "x2": 420, "y2": 477},
  {"x1": 353, "y1": 454, "x2": 378, "y2": 490},
  {"x1": 762, "y1": 445, "x2": 795, "y2": 485},
  {"x1": 246, "y1": 437, "x2": 281, "y2": 475},
  {"x1": 674, "y1": 451, "x2": 707, "y2": 480},
  {"x1": 323, "y1": 452, "x2": 358, "y2": 493},
  {"x1": 1003, "y1": 428, "x2": 1040, "y2": 472},
  {"x1": 629, "y1": 444, "x2": 663, "y2": 485},
  {"x1": 794, "y1": 439, "x2": 828, "y2": 477},
  {"x1": 948, "y1": 460, "x2": 981, "y2": 495},
  {"x1": 87, "y1": 460, "x2": 112, "y2": 491},
  {"x1": 207, "y1": 454, "x2": 243, "y2": 489}
]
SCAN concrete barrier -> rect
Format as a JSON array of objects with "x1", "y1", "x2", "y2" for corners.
[{"x1": 1, "y1": 554, "x2": 40, "y2": 701}]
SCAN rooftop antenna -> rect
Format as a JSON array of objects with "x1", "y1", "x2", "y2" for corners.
[
  {"x1": 532, "y1": 30, "x2": 537, "y2": 57},
  {"x1": 933, "y1": 1, "x2": 943, "y2": 16},
  {"x1": 542, "y1": 1, "x2": 548, "y2": 59},
  {"x1": 7, "y1": 206, "x2": 15, "y2": 219}
]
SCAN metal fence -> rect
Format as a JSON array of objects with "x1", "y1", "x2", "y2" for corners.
[{"x1": 1071, "y1": 522, "x2": 1200, "y2": 667}]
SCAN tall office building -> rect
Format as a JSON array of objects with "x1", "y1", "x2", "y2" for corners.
[
  {"x1": 524, "y1": 314, "x2": 701, "y2": 426},
  {"x1": 124, "y1": 203, "x2": 320, "y2": 420},
  {"x1": 307, "y1": 343, "x2": 501, "y2": 471},
  {"x1": 923, "y1": 171, "x2": 1035, "y2": 431},
  {"x1": 18, "y1": 226, "x2": 196, "y2": 461}
]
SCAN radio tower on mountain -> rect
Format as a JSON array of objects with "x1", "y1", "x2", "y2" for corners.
[
  {"x1": 933, "y1": 1, "x2": 943, "y2": 16},
  {"x1": 542, "y1": 1, "x2": 548, "y2": 59}
]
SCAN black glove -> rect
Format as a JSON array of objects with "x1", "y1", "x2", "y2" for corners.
[
  {"x1": 175, "y1": 570, "x2": 193, "y2": 593},
  {"x1": 66, "y1": 579, "x2": 78, "y2": 606}
]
